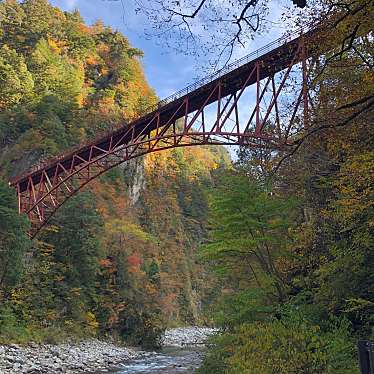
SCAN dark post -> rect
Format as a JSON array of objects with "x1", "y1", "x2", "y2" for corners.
[{"x1": 358, "y1": 341, "x2": 374, "y2": 374}]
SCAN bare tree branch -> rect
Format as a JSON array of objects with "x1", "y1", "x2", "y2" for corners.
[
  {"x1": 165, "y1": 0, "x2": 207, "y2": 18},
  {"x1": 272, "y1": 95, "x2": 374, "y2": 174}
]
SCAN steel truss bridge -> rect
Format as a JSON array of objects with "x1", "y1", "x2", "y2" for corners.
[{"x1": 10, "y1": 27, "x2": 325, "y2": 238}]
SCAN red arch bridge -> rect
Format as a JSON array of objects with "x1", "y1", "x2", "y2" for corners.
[{"x1": 10, "y1": 27, "x2": 326, "y2": 238}]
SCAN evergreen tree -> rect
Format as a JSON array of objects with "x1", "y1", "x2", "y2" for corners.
[
  {"x1": 0, "y1": 178, "x2": 30, "y2": 291},
  {"x1": 0, "y1": 45, "x2": 34, "y2": 109},
  {"x1": 41, "y1": 192, "x2": 103, "y2": 329},
  {"x1": 200, "y1": 171, "x2": 299, "y2": 326}
]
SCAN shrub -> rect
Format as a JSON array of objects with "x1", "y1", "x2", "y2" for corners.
[{"x1": 198, "y1": 319, "x2": 359, "y2": 374}]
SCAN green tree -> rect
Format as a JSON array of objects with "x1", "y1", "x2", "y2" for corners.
[
  {"x1": 0, "y1": 178, "x2": 30, "y2": 291},
  {"x1": 0, "y1": 45, "x2": 34, "y2": 109},
  {"x1": 29, "y1": 38, "x2": 83, "y2": 104},
  {"x1": 200, "y1": 170, "x2": 299, "y2": 321},
  {"x1": 0, "y1": 0, "x2": 25, "y2": 50}
]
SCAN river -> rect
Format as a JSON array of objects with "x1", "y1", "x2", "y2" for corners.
[{"x1": 106, "y1": 346, "x2": 205, "y2": 374}]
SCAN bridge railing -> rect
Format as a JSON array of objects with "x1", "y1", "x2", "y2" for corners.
[{"x1": 150, "y1": 28, "x2": 305, "y2": 111}]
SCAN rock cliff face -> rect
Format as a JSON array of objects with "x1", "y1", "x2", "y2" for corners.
[{"x1": 123, "y1": 158, "x2": 146, "y2": 205}]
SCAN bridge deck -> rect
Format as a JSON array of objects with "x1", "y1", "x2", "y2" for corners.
[{"x1": 12, "y1": 28, "x2": 319, "y2": 193}]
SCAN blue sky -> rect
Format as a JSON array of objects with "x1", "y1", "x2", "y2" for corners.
[{"x1": 49, "y1": 0, "x2": 291, "y2": 100}]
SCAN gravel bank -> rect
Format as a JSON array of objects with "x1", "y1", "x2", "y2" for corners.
[
  {"x1": 162, "y1": 327, "x2": 218, "y2": 347},
  {"x1": 0, "y1": 339, "x2": 145, "y2": 373},
  {"x1": 0, "y1": 327, "x2": 217, "y2": 373}
]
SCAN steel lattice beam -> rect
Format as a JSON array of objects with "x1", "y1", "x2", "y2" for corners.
[{"x1": 10, "y1": 33, "x2": 312, "y2": 238}]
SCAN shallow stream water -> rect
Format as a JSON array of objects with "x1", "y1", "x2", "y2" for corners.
[{"x1": 107, "y1": 346, "x2": 205, "y2": 374}]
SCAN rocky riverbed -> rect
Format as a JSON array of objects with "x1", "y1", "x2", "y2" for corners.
[
  {"x1": 0, "y1": 327, "x2": 217, "y2": 373},
  {"x1": 162, "y1": 327, "x2": 217, "y2": 347},
  {"x1": 0, "y1": 340, "x2": 146, "y2": 373}
]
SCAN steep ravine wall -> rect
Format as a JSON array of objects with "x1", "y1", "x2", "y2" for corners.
[{"x1": 117, "y1": 146, "x2": 230, "y2": 325}]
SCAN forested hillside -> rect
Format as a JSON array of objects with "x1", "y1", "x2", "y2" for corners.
[{"x1": 0, "y1": 0, "x2": 229, "y2": 347}]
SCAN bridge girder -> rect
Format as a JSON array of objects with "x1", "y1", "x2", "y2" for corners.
[{"x1": 11, "y1": 33, "x2": 310, "y2": 238}]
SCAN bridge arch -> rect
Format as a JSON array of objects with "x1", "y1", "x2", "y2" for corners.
[{"x1": 11, "y1": 31, "x2": 313, "y2": 238}]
